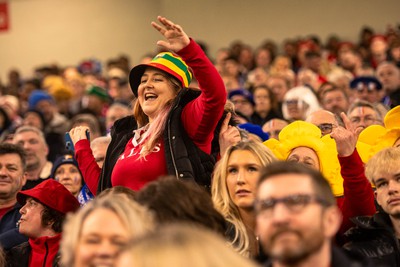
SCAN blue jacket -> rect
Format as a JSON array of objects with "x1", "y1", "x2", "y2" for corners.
[{"x1": 0, "y1": 203, "x2": 28, "y2": 250}]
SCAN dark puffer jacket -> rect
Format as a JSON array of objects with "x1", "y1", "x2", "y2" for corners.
[
  {"x1": 344, "y1": 212, "x2": 400, "y2": 267},
  {"x1": 263, "y1": 246, "x2": 374, "y2": 267}
]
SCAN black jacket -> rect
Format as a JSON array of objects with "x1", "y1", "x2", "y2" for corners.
[
  {"x1": 263, "y1": 245, "x2": 373, "y2": 267},
  {"x1": 97, "y1": 88, "x2": 216, "y2": 194},
  {"x1": 6, "y1": 242, "x2": 60, "y2": 267},
  {"x1": 344, "y1": 212, "x2": 400, "y2": 267}
]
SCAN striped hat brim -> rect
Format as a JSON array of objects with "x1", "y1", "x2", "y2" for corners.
[{"x1": 129, "y1": 52, "x2": 192, "y2": 97}]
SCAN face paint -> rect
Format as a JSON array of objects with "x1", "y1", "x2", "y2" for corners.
[
  {"x1": 269, "y1": 120, "x2": 274, "y2": 128},
  {"x1": 357, "y1": 106, "x2": 365, "y2": 116},
  {"x1": 73, "y1": 175, "x2": 80, "y2": 185}
]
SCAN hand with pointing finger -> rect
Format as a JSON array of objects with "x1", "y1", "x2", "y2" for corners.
[
  {"x1": 219, "y1": 112, "x2": 241, "y2": 157},
  {"x1": 330, "y1": 112, "x2": 363, "y2": 157}
]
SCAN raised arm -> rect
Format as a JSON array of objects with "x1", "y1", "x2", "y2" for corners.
[
  {"x1": 69, "y1": 126, "x2": 101, "y2": 196},
  {"x1": 152, "y1": 16, "x2": 226, "y2": 153},
  {"x1": 330, "y1": 112, "x2": 376, "y2": 234}
]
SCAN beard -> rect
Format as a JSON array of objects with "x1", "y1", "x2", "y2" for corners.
[{"x1": 265, "y1": 226, "x2": 325, "y2": 265}]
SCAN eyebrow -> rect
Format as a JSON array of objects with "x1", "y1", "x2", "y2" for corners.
[
  {"x1": 374, "y1": 177, "x2": 387, "y2": 184},
  {"x1": 6, "y1": 163, "x2": 18, "y2": 167}
]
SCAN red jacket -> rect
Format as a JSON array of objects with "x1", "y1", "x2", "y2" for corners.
[{"x1": 337, "y1": 148, "x2": 376, "y2": 235}]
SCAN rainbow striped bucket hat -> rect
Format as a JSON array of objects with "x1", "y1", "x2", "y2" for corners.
[{"x1": 129, "y1": 52, "x2": 193, "y2": 96}]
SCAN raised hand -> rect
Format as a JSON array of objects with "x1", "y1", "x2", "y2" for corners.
[
  {"x1": 330, "y1": 112, "x2": 362, "y2": 157},
  {"x1": 219, "y1": 112, "x2": 241, "y2": 157},
  {"x1": 69, "y1": 126, "x2": 91, "y2": 146},
  {"x1": 151, "y1": 16, "x2": 190, "y2": 52}
]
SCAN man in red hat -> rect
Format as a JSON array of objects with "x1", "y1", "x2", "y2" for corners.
[{"x1": 6, "y1": 179, "x2": 80, "y2": 267}]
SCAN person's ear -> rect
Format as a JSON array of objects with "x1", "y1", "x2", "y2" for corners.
[{"x1": 322, "y1": 206, "x2": 342, "y2": 238}]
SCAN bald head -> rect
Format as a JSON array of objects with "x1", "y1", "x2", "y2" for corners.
[
  {"x1": 306, "y1": 109, "x2": 339, "y2": 136},
  {"x1": 306, "y1": 110, "x2": 337, "y2": 125}
]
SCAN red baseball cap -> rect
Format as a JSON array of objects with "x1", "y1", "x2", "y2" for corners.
[{"x1": 17, "y1": 179, "x2": 80, "y2": 214}]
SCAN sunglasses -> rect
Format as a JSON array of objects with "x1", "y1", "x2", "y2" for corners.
[{"x1": 317, "y1": 123, "x2": 337, "y2": 134}]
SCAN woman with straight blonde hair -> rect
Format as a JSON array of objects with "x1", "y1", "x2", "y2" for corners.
[
  {"x1": 60, "y1": 194, "x2": 153, "y2": 267},
  {"x1": 212, "y1": 140, "x2": 276, "y2": 258}
]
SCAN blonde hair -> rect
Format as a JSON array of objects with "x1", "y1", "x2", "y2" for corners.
[
  {"x1": 14, "y1": 125, "x2": 48, "y2": 147},
  {"x1": 116, "y1": 224, "x2": 259, "y2": 267},
  {"x1": 133, "y1": 71, "x2": 182, "y2": 158},
  {"x1": 365, "y1": 147, "x2": 400, "y2": 184},
  {"x1": 60, "y1": 195, "x2": 154, "y2": 267},
  {"x1": 211, "y1": 140, "x2": 276, "y2": 257}
]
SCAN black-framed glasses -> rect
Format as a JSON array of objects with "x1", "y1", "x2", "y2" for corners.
[
  {"x1": 317, "y1": 123, "x2": 337, "y2": 135},
  {"x1": 254, "y1": 194, "x2": 330, "y2": 215}
]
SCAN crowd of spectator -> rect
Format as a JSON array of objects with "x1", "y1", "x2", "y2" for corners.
[{"x1": 0, "y1": 16, "x2": 399, "y2": 267}]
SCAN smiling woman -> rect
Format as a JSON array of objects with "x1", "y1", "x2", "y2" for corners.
[
  {"x1": 69, "y1": 16, "x2": 226, "y2": 194},
  {"x1": 51, "y1": 153, "x2": 93, "y2": 205},
  {"x1": 60, "y1": 194, "x2": 154, "y2": 267}
]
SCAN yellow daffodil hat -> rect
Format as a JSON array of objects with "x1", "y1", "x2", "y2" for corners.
[{"x1": 264, "y1": 120, "x2": 344, "y2": 197}]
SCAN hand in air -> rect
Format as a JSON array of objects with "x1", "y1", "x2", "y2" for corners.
[
  {"x1": 330, "y1": 112, "x2": 362, "y2": 157},
  {"x1": 151, "y1": 16, "x2": 190, "y2": 52},
  {"x1": 69, "y1": 126, "x2": 90, "y2": 146},
  {"x1": 219, "y1": 113, "x2": 241, "y2": 157}
]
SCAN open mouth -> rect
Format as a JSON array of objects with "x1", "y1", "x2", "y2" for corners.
[{"x1": 145, "y1": 93, "x2": 158, "y2": 101}]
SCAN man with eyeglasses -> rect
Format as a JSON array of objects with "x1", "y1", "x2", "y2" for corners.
[
  {"x1": 255, "y1": 161, "x2": 372, "y2": 267},
  {"x1": 306, "y1": 109, "x2": 340, "y2": 136},
  {"x1": 347, "y1": 100, "x2": 383, "y2": 131}
]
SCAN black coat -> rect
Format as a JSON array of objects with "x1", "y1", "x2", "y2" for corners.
[
  {"x1": 263, "y1": 245, "x2": 374, "y2": 267},
  {"x1": 6, "y1": 242, "x2": 60, "y2": 267},
  {"x1": 344, "y1": 212, "x2": 400, "y2": 267},
  {"x1": 97, "y1": 88, "x2": 216, "y2": 194}
]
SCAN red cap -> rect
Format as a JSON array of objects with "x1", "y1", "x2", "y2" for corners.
[{"x1": 17, "y1": 179, "x2": 80, "y2": 214}]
